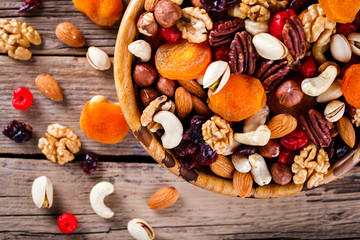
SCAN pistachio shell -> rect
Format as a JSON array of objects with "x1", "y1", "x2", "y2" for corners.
[
  {"x1": 330, "y1": 34, "x2": 352, "y2": 63},
  {"x1": 324, "y1": 100, "x2": 345, "y2": 122},
  {"x1": 32, "y1": 176, "x2": 53, "y2": 208},
  {"x1": 86, "y1": 47, "x2": 111, "y2": 71},
  {"x1": 252, "y1": 33, "x2": 288, "y2": 60},
  {"x1": 348, "y1": 32, "x2": 360, "y2": 56},
  {"x1": 203, "y1": 61, "x2": 229, "y2": 89},
  {"x1": 127, "y1": 218, "x2": 155, "y2": 240}
]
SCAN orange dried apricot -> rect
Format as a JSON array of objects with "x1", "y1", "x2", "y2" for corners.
[
  {"x1": 155, "y1": 40, "x2": 211, "y2": 80},
  {"x1": 318, "y1": 0, "x2": 360, "y2": 23},
  {"x1": 73, "y1": 0, "x2": 123, "y2": 26},
  {"x1": 208, "y1": 74, "x2": 267, "y2": 122},
  {"x1": 80, "y1": 95, "x2": 129, "y2": 144},
  {"x1": 342, "y1": 64, "x2": 360, "y2": 109}
]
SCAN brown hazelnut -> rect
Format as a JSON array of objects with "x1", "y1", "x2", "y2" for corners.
[
  {"x1": 133, "y1": 63, "x2": 158, "y2": 87},
  {"x1": 140, "y1": 87, "x2": 161, "y2": 106},
  {"x1": 276, "y1": 80, "x2": 303, "y2": 107},
  {"x1": 156, "y1": 76, "x2": 177, "y2": 97},
  {"x1": 154, "y1": 0, "x2": 182, "y2": 28},
  {"x1": 259, "y1": 139, "x2": 281, "y2": 159},
  {"x1": 137, "y1": 12, "x2": 159, "y2": 37},
  {"x1": 270, "y1": 162, "x2": 292, "y2": 186}
]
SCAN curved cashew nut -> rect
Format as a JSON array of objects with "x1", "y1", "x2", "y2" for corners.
[
  {"x1": 153, "y1": 111, "x2": 183, "y2": 149},
  {"x1": 312, "y1": 44, "x2": 329, "y2": 65},
  {"x1": 316, "y1": 79, "x2": 343, "y2": 103},
  {"x1": 301, "y1": 65, "x2": 337, "y2": 97},
  {"x1": 234, "y1": 125, "x2": 271, "y2": 146},
  {"x1": 243, "y1": 105, "x2": 270, "y2": 133},
  {"x1": 232, "y1": 154, "x2": 251, "y2": 173},
  {"x1": 90, "y1": 181, "x2": 114, "y2": 219},
  {"x1": 249, "y1": 153, "x2": 272, "y2": 186}
]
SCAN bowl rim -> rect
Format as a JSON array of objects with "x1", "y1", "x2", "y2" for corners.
[{"x1": 113, "y1": 0, "x2": 360, "y2": 198}]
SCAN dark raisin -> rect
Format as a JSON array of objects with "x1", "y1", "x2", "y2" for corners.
[
  {"x1": 81, "y1": 152, "x2": 99, "y2": 174},
  {"x1": 233, "y1": 145, "x2": 258, "y2": 155},
  {"x1": 200, "y1": 0, "x2": 241, "y2": 13},
  {"x1": 173, "y1": 139, "x2": 198, "y2": 157},
  {"x1": 19, "y1": 0, "x2": 40, "y2": 13},
  {"x1": 2, "y1": 120, "x2": 32, "y2": 143},
  {"x1": 179, "y1": 154, "x2": 197, "y2": 169},
  {"x1": 196, "y1": 140, "x2": 218, "y2": 165},
  {"x1": 324, "y1": 139, "x2": 335, "y2": 159},
  {"x1": 334, "y1": 138, "x2": 351, "y2": 159}
]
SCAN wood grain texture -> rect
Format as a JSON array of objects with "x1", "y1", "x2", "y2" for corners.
[{"x1": 1, "y1": 158, "x2": 360, "y2": 239}]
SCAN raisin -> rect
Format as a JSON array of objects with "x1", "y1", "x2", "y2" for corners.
[
  {"x1": 233, "y1": 145, "x2": 258, "y2": 155},
  {"x1": 334, "y1": 138, "x2": 351, "y2": 159},
  {"x1": 196, "y1": 140, "x2": 218, "y2": 165},
  {"x1": 200, "y1": 0, "x2": 241, "y2": 13},
  {"x1": 19, "y1": 0, "x2": 40, "y2": 13},
  {"x1": 2, "y1": 120, "x2": 32, "y2": 143},
  {"x1": 81, "y1": 152, "x2": 99, "y2": 174}
]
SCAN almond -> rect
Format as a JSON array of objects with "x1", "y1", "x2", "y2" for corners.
[
  {"x1": 191, "y1": 94, "x2": 211, "y2": 117},
  {"x1": 55, "y1": 22, "x2": 85, "y2": 48},
  {"x1": 35, "y1": 74, "x2": 63, "y2": 101},
  {"x1": 177, "y1": 80, "x2": 207, "y2": 100},
  {"x1": 267, "y1": 113, "x2": 297, "y2": 139},
  {"x1": 148, "y1": 186, "x2": 179, "y2": 210},
  {"x1": 233, "y1": 171, "x2": 253, "y2": 198},
  {"x1": 210, "y1": 155, "x2": 235, "y2": 179},
  {"x1": 336, "y1": 116, "x2": 356, "y2": 148},
  {"x1": 175, "y1": 87, "x2": 193, "y2": 119}
]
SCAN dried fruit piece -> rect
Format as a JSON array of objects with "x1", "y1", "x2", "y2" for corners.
[
  {"x1": 289, "y1": 0, "x2": 316, "y2": 14},
  {"x1": 12, "y1": 87, "x2": 33, "y2": 110},
  {"x1": 19, "y1": 0, "x2": 40, "y2": 13},
  {"x1": 342, "y1": 64, "x2": 360, "y2": 108},
  {"x1": 301, "y1": 57, "x2": 317, "y2": 78},
  {"x1": 269, "y1": 9, "x2": 296, "y2": 41},
  {"x1": 158, "y1": 26, "x2": 182, "y2": 43},
  {"x1": 278, "y1": 148, "x2": 296, "y2": 164},
  {"x1": 57, "y1": 213, "x2": 78, "y2": 234},
  {"x1": 281, "y1": 128, "x2": 309, "y2": 150},
  {"x1": 336, "y1": 23, "x2": 359, "y2": 36},
  {"x1": 318, "y1": 0, "x2": 360, "y2": 23},
  {"x1": 200, "y1": 0, "x2": 240, "y2": 12},
  {"x1": 148, "y1": 187, "x2": 179, "y2": 210},
  {"x1": 81, "y1": 152, "x2": 99, "y2": 174},
  {"x1": 2, "y1": 120, "x2": 32, "y2": 143}
]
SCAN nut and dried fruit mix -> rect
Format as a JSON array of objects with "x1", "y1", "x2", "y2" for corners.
[{"x1": 130, "y1": 0, "x2": 360, "y2": 192}]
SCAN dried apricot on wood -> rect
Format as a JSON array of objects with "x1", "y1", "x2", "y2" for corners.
[
  {"x1": 318, "y1": 0, "x2": 360, "y2": 23},
  {"x1": 342, "y1": 64, "x2": 360, "y2": 109},
  {"x1": 155, "y1": 40, "x2": 211, "y2": 80}
]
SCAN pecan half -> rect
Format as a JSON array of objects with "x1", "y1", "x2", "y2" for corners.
[
  {"x1": 282, "y1": 15, "x2": 306, "y2": 60},
  {"x1": 208, "y1": 19, "x2": 244, "y2": 47},
  {"x1": 254, "y1": 59, "x2": 290, "y2": 91},
  {"x1": 229, "y1": 31, "x2": 257, "y2": 75},
  {"x1": 299, "y1": 109, "x2": 332, "y2": 148}
]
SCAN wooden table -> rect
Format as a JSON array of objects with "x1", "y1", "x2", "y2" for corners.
[{"x1": 1, "y1": 1, "x2": 360, "y2": 239}]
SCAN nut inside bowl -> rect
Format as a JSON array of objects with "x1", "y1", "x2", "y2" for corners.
[{"x1": 114, "y1": 0, "x2": 360, "y2": 198}]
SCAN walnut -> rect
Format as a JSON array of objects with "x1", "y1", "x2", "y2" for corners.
[
  {"x1": 202, "y1": 116, "x2": 234, "y2": 154},
  {"x1": 0, "y1": 19, "x2": 41, "y2": 61},
  {"x1": 291, "y1": 144, "x2": 330, "y2": 188},
  {"x1": 177, "y1": 7, "x2": 213, "y2": 43},
  {"x1": 38, "y1": 124, "x2": 81, "y2": 165},
  {"x1": 353, "y1": 109, "x2": 360, "y2": 127},
  {"x1": 298, "y1": 4, "x2": 336, "y2": 46}
]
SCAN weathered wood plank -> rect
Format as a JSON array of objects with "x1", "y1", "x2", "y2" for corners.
[
  {"x1": 0, "y1": 55, "x2": 147, "y2": 156},
  {"x1": 1, "y1": 158, "x2": 360, "y2": 239}
]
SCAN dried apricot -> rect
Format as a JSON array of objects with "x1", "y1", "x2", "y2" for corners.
[
  {"x1": 208, "y1": 74, "x2": 266, "y2": 122},
  {"x1": 318, "y1": 0, "x2": 360, "y2": 23},
  {"x1": 155, "y1": 40, "x2": 211, "y2": 80},
  {"x1": 342, "y1": 64, "x2": 360, "y2": 109},
  {"x1": 80, "y1": 95, "x2": 129, "y2": 144}
]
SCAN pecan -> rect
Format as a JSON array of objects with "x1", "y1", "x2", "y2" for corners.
[
  {"x1": 208, "y1": 19, "x2": 244, "y2": 47},
  {"x1": 299, "y1": 109, "x2": 332, "y2": 148},
  {"x1": 254, "y1": 59, "x2": 290, "y2": 91},
  {"x1": 282, "y1": 15, "x2": 306, "y2": 60},
  {"x1": 229, "y1": 31, "x2": 257, "y2": 75}
]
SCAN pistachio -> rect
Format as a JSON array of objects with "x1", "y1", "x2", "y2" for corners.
[
  {"x1": 127, "y1": 218, "x2": 155, "y2": 240},
  {"x1": 128, "y1": 40, "x2": 151, "y2": 62},
  {"x1": 348, "y1": 32, "x2": 360, "y2": 56},
  {"x1": 301, "y1": 65, "x2": 337, "y2": 97},
  {"x1": 324, "y1": 100, "x2": 345, "y2": 123},
  {"x1": 86, "y1": 47, "x2": 111, "y2": 71},
  {"x1": 330, "y1": 34, "x2": 352, "y2": 63},
  {"x1": 203, "y1": 60, "x2": 230, "y2": 95},
  {"x1": 316, "y1": 79, "x2": 343, "y2": 103},
  {"x1": 252, "y1": 33, "x2": 288, "y2": 60},
  {"x1": 32, "y1": 176, "x2": 53, "y2": 208}
]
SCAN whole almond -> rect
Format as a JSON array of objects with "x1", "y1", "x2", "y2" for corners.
[
  {"x1": 267, "y1": 113, "x2": 297, "y2": 139},
  {"x1": 191, "y1": 95, "x2": 212, "y2": 117},
  {"x1": 233, "y1": 171, "x2": 253, "y2": 198},
  {"x1": 35, "y1": 74, "x2": 63, "y2": 101},
  {"x1": 148, "y1": 186, "x2": 179, "y2": 210},
  {"x1": 210, "y1": 155, "x2": 235, "y2": 179},
  {"x1": 177, "y1": 80, "x2": 207, "y2": 100},
  {"x1": 336, "y1": 116, "x2": 356, "y2": 148},
  {"x1": 55, "y1": 22, "x2": 85, "y2": 48},
  {"x1": 175, "y1": 87, "x2": 193, "y2": 119}
]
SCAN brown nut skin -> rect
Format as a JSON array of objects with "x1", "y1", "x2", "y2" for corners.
[
  {"x1": 276, "y1": 80, "x2": 303, "y2": 107},
  {"x1": 137, "y1": 12, "x2": 159, "y2": 37},
  {"x1": 154, "y1": 0, "x2": 182, "y2": 28},
  {"x1": 133, "y1": 63, "x2": 158, "y2": 87},
  {"x1": 140, "y1": 87, "x2": 161, "y2": 107},
  {"x1": 259, "y1": 139, "x2": 281, "y2": 159},
  {"x1": 156, "y1": 76, "x2": 177, "y2": 97},
  {"x1": 270, "y1": 162, "x2": 292, "y2": 186},
  {"x1": 191, "y1": 0, "x2": 204, "y2": 8}
]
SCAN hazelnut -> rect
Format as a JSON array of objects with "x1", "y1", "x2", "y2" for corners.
[
  {"x1": 259, "y1": 139, "x2": 281, "y2": 159},
  {"x1": 270, "y1": 162, "x2": 292, "y2": 186},
  {"x1": 154, "y1": 0, "x2": 182, "y2": 28},
  {"x1": 137, "y1": 12, "x2": 159, "y2": 37},
  {"x1": 133, "y1": 63, "x2": 158, "y2": 87},
  {"x1": 140, "y1": 87, "x2": 161, "y2": 106},
  {"x1": 276, "y1": 80, "x2": 303, "y2": 107},
  {"x1": 156, "y1": 76, "x2": 177, "y2": 97}
]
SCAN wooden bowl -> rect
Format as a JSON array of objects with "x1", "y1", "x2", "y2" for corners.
[{"x1": 114, "y1": 0, "x2": 360, "y2": 198}]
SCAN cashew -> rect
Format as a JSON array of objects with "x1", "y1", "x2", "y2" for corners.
[
  {"x1": 127, "y1": 218, "x2": 155, "y2": 240},
  {"x1": 153, "y1": 111, "x2": 183, "y2": 149},
  {"x1": 312, "y1": 43, "x2": 329, "y2": 65},
  {"x1": 222, "y1": 141, "x2": 241, "y2": 156},
  {"x1": 90, "y1": 181, "x2": 114, "y2": 219},
  {"x1": 316, "y1": 79, "x2": 343, "y2": 103},
  {"x1": 232, "y1": 154, "x2": 251, "y2": 173},
  {"x1": 128, "y1": 40, "x2": 151, "y2": 62},
  {"x1": 330, "y1": 34, "x2": 352, "y2": 63},
  {"x1": 243, "y1": 105, "x2": 270, "y2": 133},
  {"x1": 234, "y1": 125, "x2": 271, "y2": 146},
  {"x1": 249, "y1": 153, "x2": 272, "y2": 186},
  {"x1": 32, "y1": 176, "x2": 53, "y2": 208},
  {"x1": 301, "y1": 65, "x2": 337, "y2": 97}
]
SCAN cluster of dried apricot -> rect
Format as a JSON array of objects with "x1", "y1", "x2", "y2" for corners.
[{"x1": 129, "y1": 0, "x2": 360, "y2": 196}]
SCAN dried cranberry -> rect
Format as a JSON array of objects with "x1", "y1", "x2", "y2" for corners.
[
  {"x1": 288, "y1": 0, "x2": 316, "y2": 14},
  {"x1": 81, "y1": 152, "x2": 99, "y2": 174},
  {"x1": 278, "y1": 148, "x2": 296, "y2": 164},
  {"x1": 300, "y1": 57, "x2": 317, "y2": 78},
  {"x1": 57, "y1": 213, "x2": 78, "y2": 234},
  {"x1": 19, "y1": 0, "x2": 40, "y2": 13},
  {"x1": 179, "y1": 154, "x2": 197, "y2": 169},
  {"x1": 158, "y1": 26, "x2": 182, "y2": 43},
  {"x1": 281, "y1": 128, "x2": 309, "y2": 150},
  {"x1": 200, "y1": 0, "x2": 241, "y2": 13},
  {"x1": 174, "y1": 139, "x2": 198, "y2": 156},
  {"x1": 215, "y1": 45, "x2": 230, "y2": 62},
  {"x1": 233, "y1": 145, "x2": 258, "y2": 155},
  {"x1": 269, "y1": 9, "x2": 297, "y2": 41},
  {"x1": 324, "y1": 139, "x2": 335, "y2": 159},
  {"x1": 2, "y1": 120, "x2": 32, "y2": 143},
  {"x1": 334, "y1": 138, "x2": 351, "y2": 159},
  {"x1": 196, "y1": 140, "x2": 218, "y2": 165},
  {"x1": 12, "y1": 87, "x2": 33, "y2": 110},
  {"x1": 336, "y1": 23, "x2": 358, "y2": 36}
]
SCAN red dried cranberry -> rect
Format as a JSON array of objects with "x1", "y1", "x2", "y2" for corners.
[
  {"x1": 12, "y1": 87, "x2": 33, "y2": 110},
  {"x1": 336, "y1": 23, "x2": 358, "y2": 36},
  {"x1": 2, "y1": 120, "x2": 32, "y2": 143},
  {"x1": 215, "y1": 45, "x2": 230, "y2": 62},
  {"x1": 196, "y1": 140, "x2": 218, "y2": 165},
  {"x1": 233, "y1": 145, "x2": 258, "y2": 155},
  {"x1": 269, "y1": 9, "x2": 296, "y2": 41},
  {"x1": 200, "y1": 0, "x2": 241, "y2": 13},
  {"x1": 174, "y1": 139, "x2": 198, "y2": 157},
  {"x1": 19, "y1": 0, "x2": 40, "y2": 13},
  {"x1": 278, "y1": 148, "x2": 296, "y2": 164},
  {"x1": 300, "y1": 57, "x2": 317, "y2": 78},
  {"x1": 281, "y1": 128, "x2": 309, "y2": 150},
  {"x1": 179, "y1": 153, "x2": 197, "y2": 169},
  {"x1": 288, "y1": 0, "x2": 316, "y2": 14},
  {"x1": 57, "y1": 213, "x2": 78, "y2": 234},
  {"x1": 81, "y1": 152, "x2": 99, "y2": 174},
  {"x1": 158, "y1": 26, "x2": 182, "y2": 43}
]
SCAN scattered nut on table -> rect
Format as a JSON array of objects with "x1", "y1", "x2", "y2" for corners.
[
  {"x1": 90, "y1": 181, "x2": 115, "y2": 219},
  {"x1": 86, "y1": 46, "x2": 112, "y2": 71},
  {"x1": 127, "y1": 218, "x2": 155, "y2": 240},
  {"x1": 31, "y1": 176, "x2": 53, "y2": 208}
]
